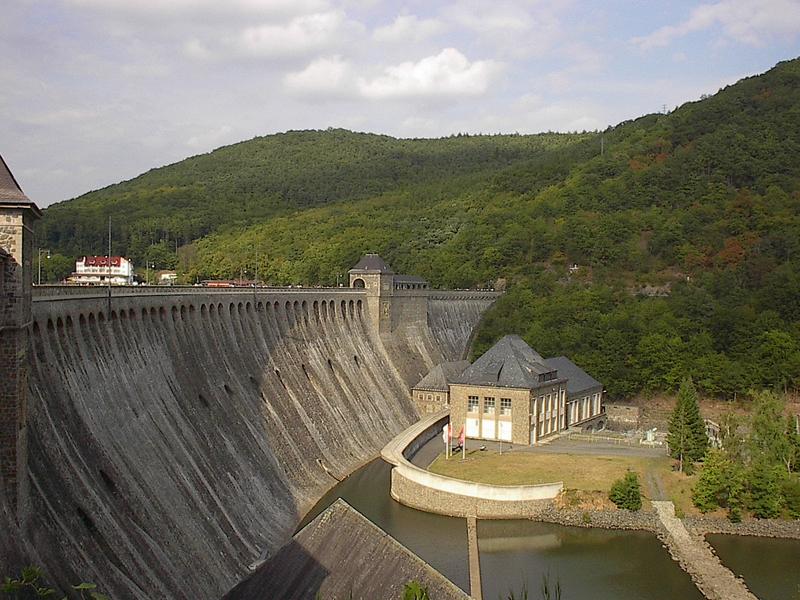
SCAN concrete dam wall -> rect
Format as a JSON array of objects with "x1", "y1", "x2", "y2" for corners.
[{"x1": 18, "y1": 288, "x2": 496, "y2": 599}]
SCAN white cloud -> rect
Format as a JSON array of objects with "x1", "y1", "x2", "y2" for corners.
[
  {"x1": 373, "y1": 14, "x2": 445, "y2": 43},
  {"x1": 358, "y1": 48, "x2": 502, "y2": 99},
  {"x1": 632, "y1": 0, "x2": 800, "y2": 49},
  {"x1": 442, "y1": 0, "x2": 568, "y2": 56},
  {"x1": 284, "y1": 56, "x2": 354, "y2": 95},
  {"x1": 228, "y1": 11, "x2": 360, "y2": 59}
]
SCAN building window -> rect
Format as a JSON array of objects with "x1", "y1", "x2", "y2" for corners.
[
  {"x1": 468, "y1": 396, "x2": 479, "y2": 412},
  {"x1": 500, "y1": 398, "x2": 512, "y2": 416},
  {"x1": 483, "y1": 397, "x2": 495, "y2": 415}
]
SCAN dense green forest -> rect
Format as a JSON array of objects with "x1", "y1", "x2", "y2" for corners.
[{"x1": 38, "y1": 58, "x2": 800, "y2": 400}]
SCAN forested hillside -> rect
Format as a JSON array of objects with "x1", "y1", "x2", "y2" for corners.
[
  {"x1": 38, "y1": 129, "x2": 588, "y2": 266},
  {"x1": 38, "y1": 58, "x2": 800, "y2": 400}
]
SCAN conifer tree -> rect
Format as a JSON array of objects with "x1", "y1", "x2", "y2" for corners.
[{"x1": 667, "y1": 378, "x2": 708, "y2": 472}]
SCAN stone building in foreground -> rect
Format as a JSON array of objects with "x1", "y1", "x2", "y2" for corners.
[
  {"x1": 418, "y1": 334, "x2": 604, "y2": 445},
  {"x1": 411, "y1": 360, "x2": 470, "y2": 415},
  {"x1": 0, "y1": 154, "x2": 41, "y2": 515}
]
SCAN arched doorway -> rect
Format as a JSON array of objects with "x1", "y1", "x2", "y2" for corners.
[{"x1": 352, "y1": 278, "x2": 365, "y2": 288}]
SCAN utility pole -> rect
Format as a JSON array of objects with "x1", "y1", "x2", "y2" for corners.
[
  {"x1": 37, "y1": 248, "x2": 50, "y2": 285},
  {"x1": 600, "y1": 136, "x2": 604, "y2": 157},
  {"x1": 107, "y1": 215, "x2": 112, "y2": 315}
]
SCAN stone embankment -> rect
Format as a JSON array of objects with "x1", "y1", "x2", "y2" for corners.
[
  {"x1": 685, "y1": 514, "x2": 800, "y2": 539},
  {"x1": 652, "y1": 501, "x2": 758, "y2": 600},
  {"x1": 382, "y1": 412, "x2": 563, "y2": 518},
  {"x1": 533, "y1": 504, "x2": 660, "y2": 532}
]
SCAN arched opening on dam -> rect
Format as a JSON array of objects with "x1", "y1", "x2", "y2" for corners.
[{"x1": 352, "y1": 278, "x2": 365, "y2": 288}]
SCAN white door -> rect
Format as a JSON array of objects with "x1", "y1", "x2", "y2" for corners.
[
  {"x1": 482, "y1": 419, "x2": 496, "y2": 440},
  {"x1": 466, "y1": 418, "x2": 479, "y2": 438},
  {"x1": 498, "y1": 421, "x2": 512, "y2": 441}
]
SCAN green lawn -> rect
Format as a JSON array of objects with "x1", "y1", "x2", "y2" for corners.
[{"x1": 428, "y1": 450, "x2": 698, "y2": 514}]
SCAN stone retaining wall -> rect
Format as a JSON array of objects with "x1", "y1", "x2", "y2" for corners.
[
  {"x1": 532, "y1": 505, "x2": 661, "y2": 532},
  {"x1": 685, "y1": 515, "x2": 800, "y2": 539},
  {"x1": 383, "y1": 412, "x2": 563, "y2": 519}
]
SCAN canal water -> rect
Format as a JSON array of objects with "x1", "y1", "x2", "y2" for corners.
[
  {"x1": 299, "y1": 458, "x2": 704, "y2": 599},
  {"x1": 707, "y1": 534, "x2": 800, "y2": 600}
]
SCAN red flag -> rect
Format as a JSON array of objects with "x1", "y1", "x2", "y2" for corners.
[{"x1": 458, "y1": 426, "x2": 465, "y2": 446}]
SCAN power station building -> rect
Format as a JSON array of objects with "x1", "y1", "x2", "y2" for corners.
[{"x1": 414, "y1": 335, "x2": 604, "y2": 445}]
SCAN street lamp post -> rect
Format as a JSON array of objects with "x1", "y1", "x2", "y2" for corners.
[
  {"x1": 145, "y1": 261, "x2": 154, "y2": 285},
  {"x1": 37, "y1": 248, "x2": 51, "y2": 285}
]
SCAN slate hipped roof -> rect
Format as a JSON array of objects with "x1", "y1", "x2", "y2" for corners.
[
  {"x1": 544, "y1": 356, "x2": 602, "y2": 397},
  {"x1": 0, "y1": 154, "x2": 41, "y2": 215},
  {"x1": 454, "y1": 334, "x2": 562, "y2": 389},
  {"x1": 349, "y1": 254, "x2": 394, "y2": 273},
  {"x1": 224, "y1": 499, "x2": 469, "y2": 600},
  {"x1": 414, "y1": 360, "x2": 470, "y2": 391}
]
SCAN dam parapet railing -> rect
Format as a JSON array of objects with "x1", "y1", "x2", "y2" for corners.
[
  {"x1": 381, "y1": 411, "x2": 563, "y2": 519},
  {"x1": 32, "y1": 284, "x2": 367, "y2": 299}
]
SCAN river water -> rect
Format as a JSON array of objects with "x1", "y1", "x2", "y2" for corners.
[
  {"x1": 707, "y1": 534, "x2": 800, "y2": 600},
  {"x1": 300, "y1": 458, "x2": 704, "y2": 599}
]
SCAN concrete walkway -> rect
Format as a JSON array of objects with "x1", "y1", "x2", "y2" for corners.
[
  {"x1": 466, "y1": 517, "x2": 482, "y2": 600},
  {"x1": 652, "y1": 501, "x2": 758, "y2": 600}
]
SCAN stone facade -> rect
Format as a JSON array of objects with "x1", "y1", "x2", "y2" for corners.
[
  {"x1": 0, "y1": 209, "x2": 37, "y2": 516},
  {"x1": 605, "y1": 403, "x2": 641, "y2": 431},
  {"x1": 348, "y1": 254, "x2": 429, "y2": 336},
  {"x1": 0, "y1": 156, "x2": 40, "y2": 517},
  {"x1": 442, "y1": 337, "x2": 604, "y2": 446},
  {"x1": 450, "y1": 384, "x2": 538, "y2": 446},
  {"x1": 413, "y1": 388, "x2": 450, "y2": 415}
]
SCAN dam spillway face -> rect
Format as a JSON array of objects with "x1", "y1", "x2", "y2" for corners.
[{"x1": 21, "y1": 290, "x2": 495, "y2": 599}]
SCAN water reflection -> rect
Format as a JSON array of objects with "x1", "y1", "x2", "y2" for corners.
[{"x1": 478, "y1": 520, "x2": 703, "y2": 600}]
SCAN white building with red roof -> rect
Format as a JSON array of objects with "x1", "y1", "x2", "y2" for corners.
[{"x1": 69, "y1": 256, "x2": 134, "y2": 285}]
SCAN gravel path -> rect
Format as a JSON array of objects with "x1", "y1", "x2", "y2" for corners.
[{"x1": 653, "y1": 501, "x2": 759, "y2": 600}]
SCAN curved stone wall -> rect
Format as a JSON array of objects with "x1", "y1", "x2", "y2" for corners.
[
  {"x1": 427, "y1": 292, "x2": 498, "y2": 360},
  {"x1": 382, "y1": 412, "x2": 563, "y2": 519},
  {"x1": 19, "y1": 290, "x2": 491, "y2": 599}
]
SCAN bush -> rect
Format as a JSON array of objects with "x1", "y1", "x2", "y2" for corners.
[
  {"x1": 403, "y1": 581, "x2": 430, "y2": 600},
  {"x1": 609, "y1": 471, "x2": 642, "y2": 511}
]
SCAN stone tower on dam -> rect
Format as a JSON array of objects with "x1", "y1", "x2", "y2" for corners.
[
  {"x1": 0, "y1": 159, "x2": 499, "y2": 599},
  {"x1": 0, "y1": 155, "x2": 41, "y2": 519}
]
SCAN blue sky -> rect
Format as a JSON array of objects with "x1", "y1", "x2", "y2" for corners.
[{"x1": 2, "y1": 0, "x2": 799, "y2": 206}]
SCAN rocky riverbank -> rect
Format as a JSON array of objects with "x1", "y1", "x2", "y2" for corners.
[
  {"x1": 531, "y1": 503, "x2": 661, "y2": 532},
  {"x1": 532, "y1": 498, "x2": 800, "y2": 540},
  {"x1": 685, "y1": 514, "x2": 800, "y2": 539}
]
